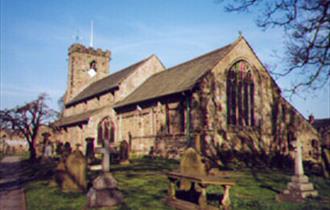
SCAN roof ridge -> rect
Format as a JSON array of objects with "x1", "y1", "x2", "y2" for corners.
[
  {"x1": 169, "y1": 43, "x2": 232, "y2": 71},
  {"x1": 145, "y1": 39, "x2": 237, "y2": 80}
]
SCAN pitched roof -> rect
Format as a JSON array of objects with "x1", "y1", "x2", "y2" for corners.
[
  {"x1": 313, "y1": 118, "x2": 330, "y2": 130},
  {"x1": 114, "y1": 40, "x2": 237, "y2": 109},
  {"x1": 53, "y1": 108, "x2": 101, "y2": 127},
  {"x1": 66, "y1": 55, "x2": 153, "y2": 107}
]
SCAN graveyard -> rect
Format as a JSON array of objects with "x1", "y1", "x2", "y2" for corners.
[
  {"x1": 1, "y1": 1, "x2": 329, "y2": 210},
  {"x1": 7, "y1": 155, "x2": 326, "y2": 210}
]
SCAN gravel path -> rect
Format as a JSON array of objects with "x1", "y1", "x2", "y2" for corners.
[{"x1": 0, "y1": 156, "x2": 27, "y2": 210}]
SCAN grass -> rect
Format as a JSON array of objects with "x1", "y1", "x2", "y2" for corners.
[{"x1": 25, "y1": 157, "x2": 330, "y2": 210}]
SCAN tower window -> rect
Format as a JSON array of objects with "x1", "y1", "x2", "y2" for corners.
[
  {"x1": 88, "y1": 60, "x2": 97, "y2": 77},
  {"x1": 90, "y1": 60, "x2": 97, "y2": 71}
]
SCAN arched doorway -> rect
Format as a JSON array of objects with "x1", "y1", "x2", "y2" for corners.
[{"x1": 97, "y1": 117, "x2": 115, "y2": 147}]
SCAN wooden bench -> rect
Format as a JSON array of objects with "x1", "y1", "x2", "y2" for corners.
[{"x1": 166, "y1": 171, "x2": 235, "y2": 210}]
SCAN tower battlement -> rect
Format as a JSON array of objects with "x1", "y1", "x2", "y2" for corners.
[{"x1": 69, "y1": 44, "x2": 111, "y2": 58}]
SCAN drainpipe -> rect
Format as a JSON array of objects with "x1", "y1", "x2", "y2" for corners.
[{"x1": 185, "y1": 91, "x2": 192, "y2": 144}]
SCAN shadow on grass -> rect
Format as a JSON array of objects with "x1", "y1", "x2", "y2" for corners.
[
  {"x1": 111, "y1": 157, "x2": 179, "y2": 173},
  {"x1": 250, "y1": 168, "x2": 284, "y2": 194},
  {"x1": 0, "y1": 158, "x2": 56, "y2": 192}
]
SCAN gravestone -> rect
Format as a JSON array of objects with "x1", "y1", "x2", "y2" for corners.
[
  {"x1": 87, "y1": 139, "x2": 123, "y2": 208},
  {"x1": 87, "y1": 172, "x2": 123, "y2": 208},
  {"x1": 63, "y1": 142, "x2": 72, "y2": 158},
  {"x1": 179, "y1": 147, "x2": 207, "y2": 191},
  {"x1": 119, "y1": 140, "x2": 129, "y2": 164},
  {"x1": 277, "y1": 140, "x2": 318, "y2": 202},
  {"x1": 54, "y1": 147, "x2": 87, "y2": 192},
  {"x1": 85, "y1": 137, "x2": 95, "y2": 163}
]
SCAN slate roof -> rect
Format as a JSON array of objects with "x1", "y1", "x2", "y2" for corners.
[
  {"x1": 66, "y1": 55, "x2": 153, "y2": 107},
  {"x1": 53, "y1": 108, "x2": 102, "y2": 127},
  {"x1": 114, "y1": 40, "x2": 237, "y2": 109},
  {"x1": 313, "y1": 118, "x2": 330, "y2": 130}
]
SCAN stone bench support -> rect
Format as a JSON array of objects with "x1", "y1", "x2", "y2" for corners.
[{"x1": 166, "y1": 172, "x2": 235, "y2": 210}]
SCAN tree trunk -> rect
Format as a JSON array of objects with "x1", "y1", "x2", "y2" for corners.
[{"x1": 28, "y1": 142, "x2": 37, "y2": 161}]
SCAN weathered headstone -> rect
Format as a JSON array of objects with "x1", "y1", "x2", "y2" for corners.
[
  {"x1": 63, "y1": 142, "x2": 72, "y2": 158},
  {"x1": 119, "y1": 140, "x2": 129, "y2": 164},
  {"x1": 96, "y1": 147, "x2": 110, "y2": 172},
  {"x1": 87, "y1": 172, "x2": 123, "y2": 208},
  {"x1": 85, "y1": 137, "x2": 95, "y2": 163},
  {"x1": 180, "y1": 147, "x2": 207, "y2": 190},
  {"x1": 54, "y1": 147, "x2": 87, "y2": 192},
  {"x1": 277, "y1": 140, "x2": 318, "y2": 202}
]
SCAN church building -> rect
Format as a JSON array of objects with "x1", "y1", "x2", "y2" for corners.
[{"x1": 55, "y1": 36, "x2": 321, "y2": 163}]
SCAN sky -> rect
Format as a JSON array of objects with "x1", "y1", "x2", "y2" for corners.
[{"x1": 1, "y1": 0, "x2": 329, "y2": 119}]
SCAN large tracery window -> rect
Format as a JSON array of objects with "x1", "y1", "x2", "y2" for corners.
[{"x1": 227, "y1": 61, "x2": 255, "y2": 127}]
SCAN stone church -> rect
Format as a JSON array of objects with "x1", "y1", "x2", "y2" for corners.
[{"x1": 54, "y1": 36, "x2": 321, "y2": 163}]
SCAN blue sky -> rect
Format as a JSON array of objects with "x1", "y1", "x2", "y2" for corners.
[{"x1": 1, "y1": 0, "x2": 329, "y2": 118}]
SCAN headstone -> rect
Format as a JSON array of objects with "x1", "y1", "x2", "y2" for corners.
[
  {"x1": 119, "y1": 140, "x2": 129, "y2": 164},
  {"x1": 56, "y1": 148, "x2": 87, "y2": 192},
  {"x1": 87, "y1": 172, "x2": 123, "y2": 208},
  {"x1": 85, "y1": 137, "x2": 95, "y2": 163},
  {"x1": 277, "y1": 140, "x2": 318, "y2": 202},
  {"x1": 97, "y1": 147, "x2": 110, "y2": 172},
  {"x1": 41, "y1": 133, "x2": 52, "y2": 160},
  {"x1": 63, "y1": 142, "x2": 72, "y2": 158},
  {"x1": 180, "y1": 147, "x2": 207, "y2": 190}
]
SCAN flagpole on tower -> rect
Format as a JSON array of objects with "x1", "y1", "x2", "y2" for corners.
[{"x1": 90, "y1": 20, "x2": 94, "y2": 47}]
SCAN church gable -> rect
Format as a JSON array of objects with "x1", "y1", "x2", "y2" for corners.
[
  {"x1": 210, "y1": 37, "x2": 318, "y2": 135},
  {"x1": 115, "y1": 55, "x2": 166, "y2": 102},
  {"x1": 193, "y1": 36, "x2": 320, "y2": 161}
]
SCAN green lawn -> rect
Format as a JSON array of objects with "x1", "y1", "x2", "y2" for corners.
[{"x1": 25, "y1": 158, "x2": 330, "y2": 210}]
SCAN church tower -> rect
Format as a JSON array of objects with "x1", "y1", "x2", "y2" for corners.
[{"x1": 64, "y1": 44, "x2": 111, "y2": 104}]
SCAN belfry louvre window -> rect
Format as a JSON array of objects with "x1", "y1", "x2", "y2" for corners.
[{"x1": 227, "y1": 61, "x2": 255, "y2": 126}]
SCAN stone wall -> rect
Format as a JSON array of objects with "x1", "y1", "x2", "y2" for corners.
[
  {"x1": 63, "y1": 92, "x2": 116, "y2": 117},
  {"x1": 117, "y1": 95, "x2": 186, "y2": 156}
]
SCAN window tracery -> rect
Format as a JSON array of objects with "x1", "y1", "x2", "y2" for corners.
[{"x1": 227, "y1": 61, "x2": 255, "y2": 127}]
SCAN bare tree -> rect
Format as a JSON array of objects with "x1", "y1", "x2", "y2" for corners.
[
  {"x1": 218, "y1": 0, "x2": 329, "y2": 94},
  {"x1": 0, "y1": 94, "x2": 58, "y2": 160}
]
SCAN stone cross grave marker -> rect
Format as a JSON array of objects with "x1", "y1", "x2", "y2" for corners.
[{"x1": 277, "y1": 140, "x2": 318, "y2": 202}]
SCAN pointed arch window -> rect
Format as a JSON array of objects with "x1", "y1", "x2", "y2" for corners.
[
  {"x1": 227, "y1": 61, "x2": 255, "y2": 127},
  {"x1": 97, "y1": 117, "x2": 115, "y2": 146}
]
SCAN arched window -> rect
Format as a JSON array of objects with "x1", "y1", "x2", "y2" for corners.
[
  {"x1": 226, "y1": 61, "x2": 255, "y2": 127},
  {"x1": 97, "y1": 117, "x2": 115, "y2": 146}
]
